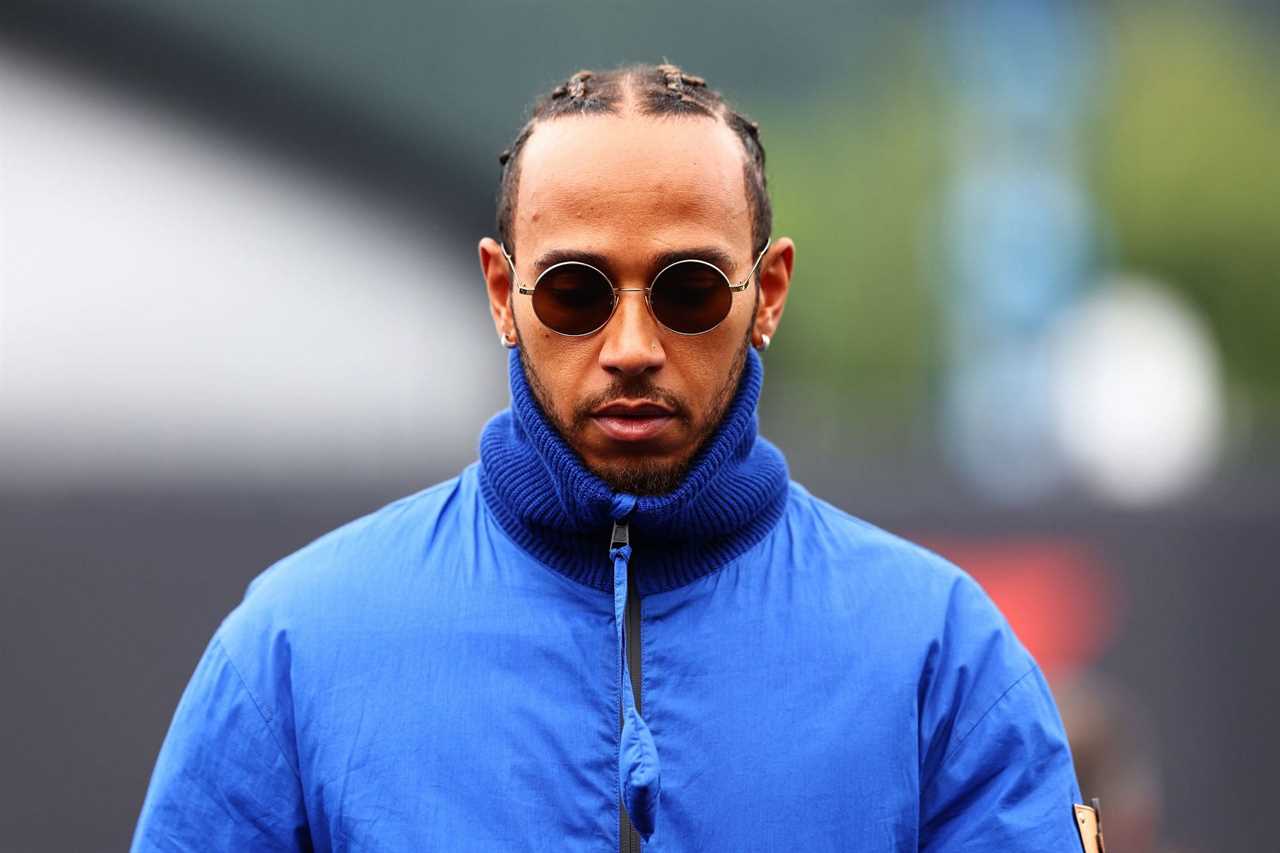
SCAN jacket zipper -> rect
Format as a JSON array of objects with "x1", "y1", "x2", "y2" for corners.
[{"x1": 615, "y1": 522, "x2": 643, "y2": 853}]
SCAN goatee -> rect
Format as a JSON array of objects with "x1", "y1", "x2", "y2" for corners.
[{"x1": 516, "y1": 334, "x2": 750, "y2": 497}]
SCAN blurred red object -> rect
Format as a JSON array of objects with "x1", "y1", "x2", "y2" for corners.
[{"x1": 919, "y1": 537, "x2": 1122, "y2": 678}]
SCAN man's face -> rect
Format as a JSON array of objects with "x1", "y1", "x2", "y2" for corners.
[{"x1": 489, "y1": 113, "x2": 772, "y2": 494}]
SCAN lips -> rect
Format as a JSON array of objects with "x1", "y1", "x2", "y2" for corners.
[{"x1": 590, "y1": 400, "x2": 677, "y2": 442}]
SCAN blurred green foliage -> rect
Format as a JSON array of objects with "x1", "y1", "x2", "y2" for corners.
[
  {"x1": 761, "y1": 3, "x2": 1280, "y2": 440},
  {"x1": 759, "y1": 24, "x2": 944, "y2": 440},
  {"x1": 1095, "y1": 4, "x2": 1280, "y2": 414}
]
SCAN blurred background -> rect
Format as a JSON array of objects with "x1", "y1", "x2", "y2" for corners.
[{"x1": 1, "y1": 1, "x2": 1276, "y2": 849}]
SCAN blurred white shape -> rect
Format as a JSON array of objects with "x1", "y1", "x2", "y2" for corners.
[
  {"x1": 1049, "y1": 274, "x2": 1224, "y2": 506},
  {"x1": 0, "y1": 49, "x2": 502, "y2": 489}
]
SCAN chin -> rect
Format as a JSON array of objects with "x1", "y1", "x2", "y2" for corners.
[{"x1": 587, "y1": 454, "x2": 693, "y2": 497}]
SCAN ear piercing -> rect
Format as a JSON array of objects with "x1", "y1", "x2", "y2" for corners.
[
  {"x1": 499, "y1": 331, "x2": 517, "y2": 349},
  {"x1": 756, "y1": 333, "x2": 771, "y2": 352}
]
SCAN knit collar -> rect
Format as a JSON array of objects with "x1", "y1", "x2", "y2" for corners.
[{"x1": 477, "y1": 347, "x2": 789, "y2": 596}]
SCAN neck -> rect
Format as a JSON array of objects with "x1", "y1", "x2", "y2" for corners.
[{"x1": 477, "y1": 348, "x2": 789, "y2": 595}]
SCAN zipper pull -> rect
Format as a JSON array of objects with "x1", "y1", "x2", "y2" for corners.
[{"x1": 610, "y1": 520, "x2": 630, "y2": 552}]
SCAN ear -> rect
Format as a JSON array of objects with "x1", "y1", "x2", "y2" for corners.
[
  {"x1": 753, "y1": 237, "x2": 794, "y2": 348},
  {"x1": 478, "y1": 237, "x2": 516, "y2": 345}
]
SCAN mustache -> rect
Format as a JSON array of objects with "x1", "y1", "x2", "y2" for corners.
[{"x1": 572, "y1": 377, "x2": 690, "y2": 427}]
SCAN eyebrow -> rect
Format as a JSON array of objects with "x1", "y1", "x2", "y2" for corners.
[{"x1": 531, "y1": 245, "x2": 739, "y2": 280}]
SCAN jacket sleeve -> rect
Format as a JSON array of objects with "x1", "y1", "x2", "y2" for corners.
[
  {"x1": 130, "y1": 633, "x2": 310, "y2": 852},
  {"x1": 918, "y1": 575, "x2": 1083, "y2": 851}
]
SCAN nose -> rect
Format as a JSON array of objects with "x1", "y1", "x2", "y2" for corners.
[{"x1": 598, "y1": 290, "x2": 665, "y2": 377}]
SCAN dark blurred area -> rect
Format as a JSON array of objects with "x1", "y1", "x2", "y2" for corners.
[{"x1": 1, "y1": 2, "x2": 1277, "y2": 850}]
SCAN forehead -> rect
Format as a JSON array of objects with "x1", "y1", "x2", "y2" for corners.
[{"x1": 514, "y1": 112, "x2": 752, "y2": 260}]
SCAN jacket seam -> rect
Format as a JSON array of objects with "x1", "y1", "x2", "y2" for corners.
[
  {"x1": 940, "y1": 665, "x2": 1037, "y2": 768},
  {"x1": 212, "y1": 633, "x2": 303, "y2": 783}
]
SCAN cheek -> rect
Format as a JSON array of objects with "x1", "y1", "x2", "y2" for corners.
[
  {"x1": 666, "y1": 331, "x2": 745, "y2": 405},
  {"x1": 522, "y1": 336, "x2": 598, "y2": 415},
  {"x1": 511, "y1": 293, "x2": 540, "y2": 337}
]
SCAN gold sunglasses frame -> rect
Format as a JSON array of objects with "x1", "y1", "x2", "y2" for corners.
[{"x1": 500, "y1": 239, "x2": 771, "y2": 337}]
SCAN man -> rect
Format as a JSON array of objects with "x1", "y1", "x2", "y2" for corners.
[{"x1": 133, "y1": 63, "x2": 1085, "y2": 851}]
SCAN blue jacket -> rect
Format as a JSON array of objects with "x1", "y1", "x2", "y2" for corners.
[{"x1": 133, "y1": 349, "x2": 1083, "y2": 851}]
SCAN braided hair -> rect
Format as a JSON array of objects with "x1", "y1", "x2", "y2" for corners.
[{"x1": 496, "y1": 63, "x2": 770, "y2": 260}]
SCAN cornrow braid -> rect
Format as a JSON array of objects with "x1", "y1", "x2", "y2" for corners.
[
  {"x1": 655, "y1": 62, "x2": 708, "y2": 100},
  {"x1": 495, "y1": 62, "x2": 771, "y2": 262}
]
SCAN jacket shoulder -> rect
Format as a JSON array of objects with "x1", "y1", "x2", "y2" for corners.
[
  {"x1": 782, "y1": 478, "x2": 1032, "y2": 647},
  {"x1": 782, "y1": 481, "x2": 974, "y2": 596},
  {"x1": 780, "y1": 481, "x2": 1059, "y2": 770},
  {"x1": 215, "y1": 466, "x2": 480, "y2": 658},
  {"x1": 249, "y1": 466, "x2": 474, "y2": 596},
  {"x1": 782, "y1": 483, "x2": 1081, "y2": 838}
]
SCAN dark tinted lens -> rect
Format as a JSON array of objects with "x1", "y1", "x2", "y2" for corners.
[
  {"x1": 649, "y1": 261, "x2": 732, "y2": 334},
  {"x1": 531, "y1": 263, "x2": 615, "y2": 335}
]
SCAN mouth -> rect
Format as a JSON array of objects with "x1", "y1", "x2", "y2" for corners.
[{"x1": 589, "y1": 399, "x2": 678, "y2": 443}]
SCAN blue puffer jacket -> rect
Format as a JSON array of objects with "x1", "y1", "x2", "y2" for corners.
[{"x1": 133, "y1": 349, "x2": 1084, "y2": 851}]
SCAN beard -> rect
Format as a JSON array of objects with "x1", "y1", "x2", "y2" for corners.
[{"x1": 516, "y1": 326, "x2": 752, "y2": 497}]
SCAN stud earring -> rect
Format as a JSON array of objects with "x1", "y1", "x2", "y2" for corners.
[{"x1": 756, "y1": 333, "x2": 771, "y2": 352}]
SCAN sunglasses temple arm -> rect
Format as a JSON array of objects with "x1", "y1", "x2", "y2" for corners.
[
  {"x1": 732, "y1": 238, "x2": 772, "y2": 290},
  {"x1": 499, "y1": 242, "x2": 525, "y2": 291},
  {"x1": 751, "y1": 238, "x2": 772, "y2": 276}
]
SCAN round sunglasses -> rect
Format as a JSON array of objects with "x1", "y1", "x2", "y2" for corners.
[{"x1": 501, "y1": 240, "x2": 771, "y2": 337}]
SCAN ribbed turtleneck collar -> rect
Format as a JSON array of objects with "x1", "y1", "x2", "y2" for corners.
[{"x1": 477, "y1": 347, "x2": 789, "y2": 596}]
